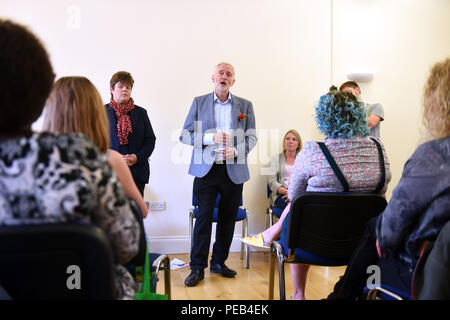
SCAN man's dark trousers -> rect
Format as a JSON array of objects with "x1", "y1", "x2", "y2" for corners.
[{"x1": 190, "y1": 163, "x2": 243, "y2": 271}]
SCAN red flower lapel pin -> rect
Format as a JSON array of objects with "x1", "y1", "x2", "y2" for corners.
[{"x1": 238, "y1": 113, "x2": 247, "y2": 121}]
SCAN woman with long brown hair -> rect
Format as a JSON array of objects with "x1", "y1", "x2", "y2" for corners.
[{"x1": 43, "y1": 76, "x2": 148, "y2": 218}]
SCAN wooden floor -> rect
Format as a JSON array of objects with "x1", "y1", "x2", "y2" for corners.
[{"x1": 156, "y1": 251, "x2": 346, "y2": 300}]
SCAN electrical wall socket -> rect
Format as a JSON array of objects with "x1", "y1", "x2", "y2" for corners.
[{"x1": 147, "y1": 201, "x2": 165, "y2": 211}]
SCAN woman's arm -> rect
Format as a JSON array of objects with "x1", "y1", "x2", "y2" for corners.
[
  {"x1": 287, "y1": 143, "x2": 312, "y2": 201},
  {"x1": 268, "y1": 154, "x2": 284, "y2": 195},
  {"x1": 134, "y1": 108, "x2": 156, "y2": 165},
  {"x1": 375, "y1": 140, "x2": 448, "y2": 254},
  {"x1": 107, "y1": 149, "x2": 149, "y2": 218}
]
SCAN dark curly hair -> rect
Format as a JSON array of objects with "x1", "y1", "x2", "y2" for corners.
[{"x1": 0, "y1": 19, "x2": 54, "y2": 132}]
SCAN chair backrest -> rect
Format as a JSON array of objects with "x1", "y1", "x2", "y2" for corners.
[
  {"x1": 0, "y1": 223, "x2": 116, "y2": 300},
  {"x1": 286, "y1": 192, "x2": 387, "y2": 261},
  {"x1": 128, "y1": 200, "x2": 147, "y2": 267},
  {"x1": 412, "y1": 220, "x2": 450, "y2": 300}
]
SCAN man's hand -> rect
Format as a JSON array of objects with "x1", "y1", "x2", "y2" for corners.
[
  {"x1": 123, "y1": 154, "x2": 138, "y2": 167},
  {"x1": 213, "y1": 132, "x2": 231, "y2": 145},
  {"x1": 215, "y1": 147, "x2": 236, "y2": 159},
  {"x1": 223, "y1": 147, "x2": 236, "y2": 159}
]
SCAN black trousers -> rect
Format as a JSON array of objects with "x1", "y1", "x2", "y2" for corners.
[
  {"x1": 190, "y1": 164, "x2": 243, "y2": 271},
  {"x1": 130, "y1": 179, "x2": 146, "y2": 196}
]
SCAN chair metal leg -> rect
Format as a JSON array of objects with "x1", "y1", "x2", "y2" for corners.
[
  {"x1": 268, "y1": 248, "x2": 276, "y2": 300},
  {"x1": 367, "y1": 286, "x2": 403, "y2": 300},
  {"x1": 244, "y1": 215, "x2": 250, "y2": 269},
  {"x1": 278, "y1": 258, "x2": 286, "y2": 299},
  {"x1": 246, "y1": 215, "x2": 250, "y2": 268},
  {"x1": 162, "y1": 256, "x2": 171, "y2": 300},
  {"x1": 269, "y1": 208, "x2": 273, "y2": 227},
  {"x1": 271, "y1": 241, "x2": 286, "y2": 300},
  {"x1": 189, "y1": 210, "x2": 194, "y2": 250},
  {"x1": 151, "y1": 254, "x2": 171, "y2": 299},
  {"x1": 240, "y1": 216, "x2": 250, "y2": 269},
  {"x1": 241, "y1": 218, "x2": 245, "y2": 261}
]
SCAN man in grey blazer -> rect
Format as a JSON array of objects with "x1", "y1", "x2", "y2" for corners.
[{"x1": 180, "y1": 62, "x2": 257, "y2": 287}]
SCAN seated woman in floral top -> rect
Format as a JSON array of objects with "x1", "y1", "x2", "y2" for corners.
[
  {"x1": 0, "y1": 19, "x2": 140, "y2": 300},
  {"x1": 242, "y1": 90, "x2": 391, "y2": 300}
]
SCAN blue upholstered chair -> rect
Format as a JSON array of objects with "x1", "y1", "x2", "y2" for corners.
[
  {"x1": 365, "y1": 284, "x2": 411, "y2": 300},
  {"x1": 367, "y1": 220, "x2": 450, "y2": 300},
  {"x1": 268, "y1": 192, "x2": 387, "y2": 300},
  {"x1": 266, "y1": 184, "x2": 284, "y2": 228},
  {"x1": 189, "y1": 193, "x2": 250, "y2": 269}
]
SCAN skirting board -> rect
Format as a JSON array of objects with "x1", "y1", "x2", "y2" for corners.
[{"x1": 146, "y1": 235, "x2": 263, "y2": 255}]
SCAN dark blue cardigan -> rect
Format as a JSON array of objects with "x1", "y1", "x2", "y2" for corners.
[{"x1": 106, "y1": 103, "x2": 156, "y2": 184}]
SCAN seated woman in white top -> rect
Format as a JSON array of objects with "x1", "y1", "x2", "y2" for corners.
[{"x1": 268, "y1": 129, "x2": 302, "y2": 211}]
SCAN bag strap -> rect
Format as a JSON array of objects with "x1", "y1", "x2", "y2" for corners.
[
  {"x1": 369, "y1": 137, "x2": 386, "y2": 194},
  {"x1": 317, "y1": 142, "x2": 349, "y2": 192}
]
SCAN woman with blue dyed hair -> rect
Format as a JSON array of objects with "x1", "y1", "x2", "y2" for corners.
[
  {"x1": 327, "y1": 58, "x2": 450, "y2": 300},
  {"x1": 315, "y1": 90, "x2": 370, "y2": 139},
  {"x1": 242, "y1": 89, "x2": 391, "y2": 300}
]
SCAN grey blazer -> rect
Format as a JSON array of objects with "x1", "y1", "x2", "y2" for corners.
[
  {"x1": 180, "y1": 92, "x2": 257, "y2": 184},
  {"x1": 268, "y1": 153, "x2": 286, "y2": 206}
]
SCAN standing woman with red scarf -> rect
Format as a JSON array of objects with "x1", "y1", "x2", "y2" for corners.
[{"x1": 106, "y1": 71, "x2": 156, "y2": 196}]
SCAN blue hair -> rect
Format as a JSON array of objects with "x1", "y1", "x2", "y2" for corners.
[{"x1": 315, "y1": 91, "x2": 369, "y2": 138}]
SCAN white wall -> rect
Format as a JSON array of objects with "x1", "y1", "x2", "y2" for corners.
[
  {"x1": 333, "y1": 0, "x2": 450, "y2": 200},
  {"x1": 2, "y1": 0, "x2": 449, "y2": 254}
]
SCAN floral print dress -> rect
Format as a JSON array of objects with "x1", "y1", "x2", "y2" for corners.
[{"x1": 287, "y1": 136, "x2": 391, "y2": 201}]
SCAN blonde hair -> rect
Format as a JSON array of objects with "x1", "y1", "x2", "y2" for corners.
[
  {"x1": 42, "y1": 76, "x2": 110, "y2": 152},
  {"x1": 282, "y1": 129, "x2": 302, "y2": 155},
  {"x1": 422, "y1": 58, "x2": 450, "y2": 140}
]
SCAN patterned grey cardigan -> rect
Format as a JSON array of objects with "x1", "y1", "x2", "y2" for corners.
[
  {"x1": 0, "y1": 133, "x2": 140, "y2": 299},
  {"x1": 376, "y1": 136, "x2": 450, "y2": 267}
]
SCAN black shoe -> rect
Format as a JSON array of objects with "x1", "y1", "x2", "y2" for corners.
[
  {"x1": 184, "y1": 269, "x2": 204, "y2": 287},
  {"x1": 210, "y1": 263, "x2": 237, "y2": 278}
]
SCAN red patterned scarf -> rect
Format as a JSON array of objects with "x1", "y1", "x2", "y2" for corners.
[{"x1": 109, "y1": 97, "x2": 135, "y2": 145}]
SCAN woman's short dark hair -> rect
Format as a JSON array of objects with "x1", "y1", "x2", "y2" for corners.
[
  {"x1": 0, "y1": 19, "x2": 54, "y2": 132},
  {"x1": 315, "y1": 90, "x2": 369, "y2": 138},
  {"x1": 110, "y1": 71, "x2": 134, "y2": 89}
]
